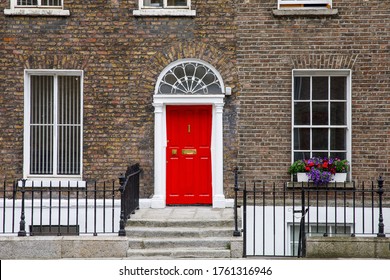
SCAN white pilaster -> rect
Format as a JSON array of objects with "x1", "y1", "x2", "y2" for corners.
[
  {"x1": 212, "y1": 102, "x2": 226, "y2": 208},
  {"x1": 151, "y1": 102, "x2": 166, "y2": 208}
]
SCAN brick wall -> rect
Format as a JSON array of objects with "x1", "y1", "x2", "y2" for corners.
[
  {"x1": 237, "y1": 0, "x2": 390, "y2": 185},
  {"x1": 0, "y1": 1, "x2": 238, "y2": 197},
  {"x1": 1, "y1": 0, "x2": 389, "y2": 197}
]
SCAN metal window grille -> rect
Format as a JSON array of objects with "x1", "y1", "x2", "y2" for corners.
[
  {"x1": 16, "y1": 0, "x2": 62, "y2": 7},
  {"x1": 29, "y1": 75, "x2": 81, "y2": 176}
]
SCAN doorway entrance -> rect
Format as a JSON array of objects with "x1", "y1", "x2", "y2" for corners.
[{"x1": 151, "y1": 59, "x2": 226, "y2": 208}]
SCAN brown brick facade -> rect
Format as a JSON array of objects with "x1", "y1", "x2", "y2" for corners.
[
  {"x1": 237, "y1": 0, "x2": 390, "y2": 184},
  {"x1": 0, "y1": 1, "x2": 238, "y2": 197},
  {"x1": 1, "y1": 1, "x2": 389, "y2": 197}
]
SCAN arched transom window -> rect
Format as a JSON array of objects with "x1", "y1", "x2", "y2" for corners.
[{"x1": 157, "y1": 60, "x2": 223, "y2": 95}]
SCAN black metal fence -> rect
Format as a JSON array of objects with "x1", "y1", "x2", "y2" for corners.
[
  {"x1": 119, "y1": 163, "x2": 141, "y2": 236},
  {"x1": 0, "y1": 164, "x2": 141, "y2": 237},
  {"x1": 235, "y1": 175, "x2": 388, "y2": 258}
]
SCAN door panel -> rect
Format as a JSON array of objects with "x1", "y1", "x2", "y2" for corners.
[{"x1": 166, "y1": 105, "x2": 212, "y2": 205}]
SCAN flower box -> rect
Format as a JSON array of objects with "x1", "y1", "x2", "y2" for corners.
[
  {"x1": 297, "y1": 172, "x2": 347, "y2": 183},
  {"x1": 332, "y1": 172, "x2": 347, "y2": 182}
]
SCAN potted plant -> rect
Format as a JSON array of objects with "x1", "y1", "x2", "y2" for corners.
[
  {"x1": 289, "y1": 157, "x2": 349, "y2": 185},
  {"x1": 288, "y1": 160, "x2": 306, "y2": 182}
]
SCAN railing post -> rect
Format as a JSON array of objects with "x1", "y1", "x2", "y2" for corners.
[
  {"x1": 242, "y1": 182, "x2": 247, "y2": 258},
  {"x1": 297, "y1": 187, "x2": 307, "y2": 257},
  {"x1": 18, "y1": 179, "x2": 27, "y2": 237},
  {"x1": 377, "y1": 176, "x2": 386, "y2": 237},
  {"x1": 233, "y1": 167, "x2": 241, "y2": 237},
  {"x1": 118, "y1": 174, "x2": 126, "y2": 237}
]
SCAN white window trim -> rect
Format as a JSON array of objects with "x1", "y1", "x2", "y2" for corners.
[
  {"x1": 5, "y1": 0, "x2": 70, "y2": 16},
  {"x1": 278, "y1": 0, "x2": 332, "y2": 9},
  {"x1": 23, "y1": 69, "x2": 84, "y2": 182},
  {"x1": 291, "y1": 69, "x2": 352, "y2": 178},
  {"x1": 133, "y1": 0, "x2": 196, "y2": 16}
]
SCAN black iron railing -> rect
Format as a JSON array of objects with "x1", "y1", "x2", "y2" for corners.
[
  {"x1": 0, "y1": 164, "x2": 141, "y2": 237},
  {"x1": 118, "y1": 163, "x2": 141, "y2": 236},
  {"x1": 236, "y1": 176, "x2": 388, "y2": 258}
]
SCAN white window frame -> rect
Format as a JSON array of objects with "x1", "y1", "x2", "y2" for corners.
[
  {"x1": 278, "y1": 0, "x2": 332, "y2": 9},
  {"x1": 23, "y1": 70, "x2": 84, "y2": 181},
  {"x1": 292, "y1": 70, "x2": 352, "y2": 176},
  {"x1": 5, "y1": 0, "x2": 70, "y2": 16},
  {"x1": 141, "y1": 0, "x2": 191, "y2": 9},
  {"x1": 134, "y1": 0, "x2": 196, "y2": 16}
]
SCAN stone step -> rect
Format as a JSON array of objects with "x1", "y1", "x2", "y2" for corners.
[
  {"x1": 126, "y1": 248, "x2": 232, "y2": 259},
  {"x1": 128, "y1": 237, "x2": 233, "y2": 250},
  {"x1": 126, "y1": 219, "x2": 236, "y2": 228},
  {"x1": 126, "y1": 226, "x2": 235, "y2": 238}
]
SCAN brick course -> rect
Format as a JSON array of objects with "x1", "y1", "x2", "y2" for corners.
[
  {"x1": 1, "y1": 0, "x2": 389, "y2": 197},
  {"x1": 237, "y1": 0, "x2": 390, "y2": 186},
  {"x1": 0, "y1": 1, "x2": 238, "y2": 197}
]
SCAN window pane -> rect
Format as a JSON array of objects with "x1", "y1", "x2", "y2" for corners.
[
  {"x1": 294, "y1": 102, "x2": 310, "y2": 125},
  {"x1": 312, "y1": 77, "x2": 328, "y2": 100},
  {"x1": 294, "y1": 77, "x2": 310, "y2": 100},
  {"x1": 18, "y1": 0, "x2": 38, "y2": 5},
  {"x1": 42, "y1": 0, "x2": 62, "y2": 6},
  {"x1": 30, "y1": 76, "x2": 54, "y2": 175},
  {"x1": 312, "y1": 102, "x2": 328, "y2": 125},
  {"x1": 168, "y1": 0, "x2": 187, "y2": 6},
  {"x1": 312, "y1": 128, "x2": 328, "y2": 150},
  {"x1": 330, "y1": 152, "x2": 346, "y2": 160},
  {"x1": 335, "y1": 225, "x2": 351, "y2": 235},
  {"x1": 58, "y1": 76, "x2": 81, "y2": 125},
  {"x1": 30, "y1": 76, "x2": 53, "y2": 124},
  {"x1": 294, "y1": 152, "x2": 310, "y2": 161},
  {"x1": 312, "y1": 152, "x2": 328, "y2": 158},
  {"x1": 331, "y1": 128, "x2": 346, "y2": 150},
  {"x1": 294, "y1": 128, "x2": 310, "y2": 150},
  {"x1": 331, "y1": 77, "x2": 346, "y2": 100},
  {"x1": 331, "y1": 102, "x2": 346, "y2": 125},
  {"x1": 309, "y1": 225, "x2": 327, "y2": 235},
  {"x1": 57, "y1": 76, "x2": 81, "y2": 175},
  {"x1": 58, "y1": 126, "x2": 81, "y2": 175},
  {"x1": 144, "y1": 0, "x2": 163, "y2": 7},
  {"x1": 30, "y1": 126, "x2": 53, "y2": 174}
]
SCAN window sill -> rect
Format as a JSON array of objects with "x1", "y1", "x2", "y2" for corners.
[
  {"x1": 4, "y1": 9, "x2": 70, "y2": 17},
  {"x1": 273, "y1": 9, "x2": 338, "y2": 17},
  {"x1": 19, "y1": 180, "x2": 86, "y2": 188},
  {"x1": 133, "y1": 9, "x2": 196, "y2": 17}
]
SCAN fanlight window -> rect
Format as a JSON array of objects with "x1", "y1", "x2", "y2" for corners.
[{"x1": 158, "y1": 62, "x2": 222, "y2": 94}]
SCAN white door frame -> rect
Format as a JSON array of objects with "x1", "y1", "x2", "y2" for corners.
[
  {"x1": 151, "y1": 59, "x2": 227, "y2": 208},
  {"x1": 151, "y1": 95, "x2": 226, "y2": 208}
]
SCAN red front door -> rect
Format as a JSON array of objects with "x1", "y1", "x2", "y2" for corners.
[{"x1": 166, "y1": 105, "x2": 212, "y2": 205}]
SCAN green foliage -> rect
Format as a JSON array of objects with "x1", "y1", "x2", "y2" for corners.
[{"x1": 288, "y1": 160, "x2": 306, "y2": 174}]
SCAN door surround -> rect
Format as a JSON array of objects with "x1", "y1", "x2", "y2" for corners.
[{"x1": 151, "y1": 59, "x2": 226, "y2": 208}]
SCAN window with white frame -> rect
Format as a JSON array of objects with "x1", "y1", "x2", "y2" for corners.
[
  {"x1": 24, "y1": 70, "x2": 83, "y2": 179},
  {"x1": 13, "y1": 0, "x2": 62, "y2": 8},
  {"x1": 143, "y1": 0, "x2": 189, "y2": 8},
  {"x1": 290, "y1": 224, "x2": 351, "y2": 255},
  {"x1": 278, "y1": 0, "x2": 332, "y2": 9},
  {"x1": 5, "y1": 0, "x2": 70, "y2": 16},
  {"x1": 134, "y1": 0, "x2": 195, "y2": 16},
  {"x1": 292, "y1": 70, "x2": 351, "y2": 163}
]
